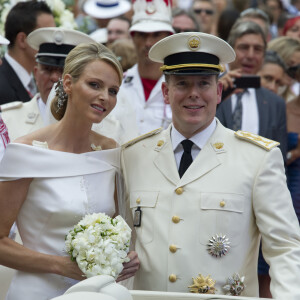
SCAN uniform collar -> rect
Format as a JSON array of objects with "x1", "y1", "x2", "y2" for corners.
[{"x1": 171, "y1": 118, "x2": 217, "y2": 151}]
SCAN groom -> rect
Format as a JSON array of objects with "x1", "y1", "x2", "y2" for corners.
[{"x1": 121, "y1": 32, "x2": 300, "y2": 298}]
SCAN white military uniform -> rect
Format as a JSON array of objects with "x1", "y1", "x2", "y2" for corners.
[
  {"x1": 1, "y1": 95, "x2": 43, "y2": 141},
  {"x1": 121, "y1": 119, "x2": 300, "y2": 298},
  {"x1": 113, "y1": 64, "x2": 172, "y2": 137}
]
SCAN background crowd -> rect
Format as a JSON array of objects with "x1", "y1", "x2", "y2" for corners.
[{"x1": 0, "y1": 0, "x2": 299, "y2": 299}]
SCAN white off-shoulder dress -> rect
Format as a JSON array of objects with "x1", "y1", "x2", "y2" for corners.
[{"x1": 0, "y1": 142, "x2": 120, "y2": 300}]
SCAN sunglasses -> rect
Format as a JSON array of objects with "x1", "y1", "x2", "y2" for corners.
[{"x1": 193, "y1": 9, "x2": 214, "y2": 15}]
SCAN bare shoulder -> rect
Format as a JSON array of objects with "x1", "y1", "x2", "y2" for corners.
[
  {"x1": 13, "y1": 125, "x2": 55, "y2": 146},
  {"x1": 91, "y1": 131, "x2": 118, "y2": 150}
]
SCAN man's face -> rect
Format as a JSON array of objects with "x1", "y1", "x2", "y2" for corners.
[
  {"x1": 192, "y1": 1, "x2": 215, "y2": 34},
  {"x1": 162, "y1": 74, "x2": 222, "y2": 138},
  {"x1": 132, "y1": 31, "x2": 170, "y2": 63},
  {"x1": 34, "y1": 63, "x2": 63, "y2": 104},
  {"x1": 229, "y1": 34, "x2": 265, "y2": 74},
  {"x1": 172, "y1": 15, "x2": 197, "y2": 33},
  {"x1": 107, "y1": 19, "x2": 130, "y2": 44}
]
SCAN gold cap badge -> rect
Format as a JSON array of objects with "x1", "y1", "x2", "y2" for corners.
[{"x1": 187, "y1": 36, "x2": 201, "y2": 51}]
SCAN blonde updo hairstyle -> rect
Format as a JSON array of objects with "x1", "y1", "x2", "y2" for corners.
[{"x1": 51, "y1": 42, "x2": 123, "y2": 120}]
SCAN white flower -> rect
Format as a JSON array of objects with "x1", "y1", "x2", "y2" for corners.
[{"x1": 65, "y1": 213, "x2": 131, "y2": 278}]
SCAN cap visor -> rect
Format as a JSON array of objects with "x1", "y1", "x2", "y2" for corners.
[
  {"x1": 0, "y1": 35, "x2": 9, "y2": 45},
  {"x1": 163, "y1": 68, "x2": 220, "y2": 76}
]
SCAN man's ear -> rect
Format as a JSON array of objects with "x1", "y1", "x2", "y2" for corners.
[
  {"x1": 162, "y1": 82, "x2": 170, "y2": 105},
  {"x1": 16, "y1": 32, "x2": 27, "y2": 49}
]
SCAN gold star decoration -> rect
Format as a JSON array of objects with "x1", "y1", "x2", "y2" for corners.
[{"x1": 188, "y1": 274, "x2": 216, "y2": 294}]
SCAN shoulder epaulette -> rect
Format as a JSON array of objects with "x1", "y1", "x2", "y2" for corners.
[
  {"x1": 234, "y1": 130, "x2": 279, "y2": 151},
  {"x1": 1, "y1": 101, "x2": 23, "y2": 112},
  {"x1": 122, "y1": 128, "x2": 163, "y2": 148}
]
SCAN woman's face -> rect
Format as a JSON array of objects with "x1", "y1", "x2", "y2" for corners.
[{"x1": 64, "y1": 59, "x2": 120, "y2": 124}]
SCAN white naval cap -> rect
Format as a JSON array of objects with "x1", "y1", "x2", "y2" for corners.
[
  {"x1": 130, "y1": 0, "x2": 174, "y2": 34},
  {"x1": 83, "y1": 0, "x2": 131, "y2": 19},
  {"x1": 0, "y1": 34, "x2": 9, "y2": 45},
  {"x1": 27, "y1": 27, "x2": 95, "y2": 67},
  {"x1": 149, "y1": 32, "x2": 236, "y2": 75},
  {"x1": 51, "y1": 275, "x2": 132, "y2": 300}
]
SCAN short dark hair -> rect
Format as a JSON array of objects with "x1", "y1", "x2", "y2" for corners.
[{"x1": 5, "y1": 0, "x2": 53, "y2": 48}]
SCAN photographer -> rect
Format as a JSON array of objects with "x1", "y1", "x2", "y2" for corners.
[{"x1": 216, "y1": 20, "x2": 287, "y2": 160}]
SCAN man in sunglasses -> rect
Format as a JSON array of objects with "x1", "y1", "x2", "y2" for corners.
[{"x1": 192, "y1": 0, "x2": 215, "y2": 34}]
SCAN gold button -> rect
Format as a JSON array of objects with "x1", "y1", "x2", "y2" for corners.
[
  {"x1": 175, "y1": 187, "x2": 183, "y2": 195},
  {"x1": 136, "y1": 197, "x2": 141, "y2": 204},
  {"x1": 172, "y1": 216, "x2": 180, "y2": 223},
  {"x1": 157, "y1": 140, "x2": 164, "y2": 147},
  {"x1": 220, "y1": 200, "x2": 226, "y2": 207},
  {"x1": 169, "y1": 245, "x2": 177, "y2": 253},
  {"x1": 169, "y1": 274, "x2": 177, "y2": 282}
]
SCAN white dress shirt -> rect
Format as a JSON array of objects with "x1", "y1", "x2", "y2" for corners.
[
  {"x1": 231, "y1": 88, "x2": 259, "y2": 134},
  {"x1": 4, "y1": 53, "x2": 33, "y2": 93},
  {"x1": 171, "y1": 118, "x2": 217, "y2": 168}
]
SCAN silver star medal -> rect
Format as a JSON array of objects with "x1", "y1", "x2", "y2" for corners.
[{"x1": 207, "y1": 234, "x2": 230, "y2": 257}]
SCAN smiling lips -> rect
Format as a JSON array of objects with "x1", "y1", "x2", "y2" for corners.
[
  {"x1": 91, "y1": 104, "x2": 106, "y2": 112},
  {"x1": 184, "y1": 104, "x2": 203, "y2": 110}
]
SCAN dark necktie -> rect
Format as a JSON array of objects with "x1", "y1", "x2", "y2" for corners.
[
  {"x1": 232, "y1": 92, "x2": 244, "y2": 131},
  {"x1": 178, "y1": 139, "x2": 194, "y2": 178}
]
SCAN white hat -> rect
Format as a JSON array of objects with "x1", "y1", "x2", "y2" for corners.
[
  {"x1": 130, "y1": 0, "x2": 174, "y2": 34},
  {"x1": 0, "y1": 34, "x2": 9, "y2": 45},
  {"x1": 149, "y1": 32, "x2": 236, "y2": 75},
  {"x1": 89, "y1": 28, "x2": 108, "y2": 44},
  {"x1": 51, "y1": 275, "x2": 133, "y2": 300},
  {"x1": 83, "y1": 0, "x2": 131, "y2": 19},
  {"x1": 27, "y1": 27, "x2": 95, "y2": 67}
]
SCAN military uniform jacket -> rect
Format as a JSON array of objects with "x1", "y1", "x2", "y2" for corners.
[
  {"x1": 121, "y1": 120, "x2": 300, "y2": 298},
  {"x1": 1, "y1": 94, "x2": 43, "y2": 141},
  {"x1": 114, "y1": 64, "x2": 172, "y2": 136}
]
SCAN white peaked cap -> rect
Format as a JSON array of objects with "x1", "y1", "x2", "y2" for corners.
[
  {"x1": 149, "y1": 32, "x2": 236, "y2": 75},
  {"x1": 0, "y1": 34, "x2": 9, "y2": 45},
  {"x1": 83, "y1": 0, "x2": 131, "y2": 19},
  {"x1": 27, "y1": 27, "x2": 95, "y2": 67},
  {"x1": 50, "y1": 275, "x2": 133, "y2": 300},
  {"x1": 130, "y1": 0, "x2": 174, "y2": 34}
]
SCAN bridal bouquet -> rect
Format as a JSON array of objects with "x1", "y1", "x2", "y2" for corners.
[{"x1": 65, "y1": 213, "x2": 131, "y2": 278}]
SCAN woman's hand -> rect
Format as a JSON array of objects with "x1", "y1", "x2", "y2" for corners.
[
  {"x1": 116, "y1": 251, "x2": 140, "y2": 282},
  {"x1": 55, "y1": 256, "x2": 86, "y2": 281}
]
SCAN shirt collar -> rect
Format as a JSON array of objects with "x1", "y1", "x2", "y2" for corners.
[
  {"x1": 171, "y1": 118, "x2": 217, "y2": 151},
  {"x1": 5, "y1": 52, "x2": 32, "y2": 87}
]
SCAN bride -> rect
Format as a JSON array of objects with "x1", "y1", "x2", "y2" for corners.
[{"x1": 0, "y1": 42, "x2": 139, "y2": 300}]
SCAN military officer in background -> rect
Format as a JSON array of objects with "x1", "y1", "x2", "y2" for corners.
[
  {"x1": 121, "y1": 32, "x2": 300, "y2": 298},
  {"x1": 111, "y1": 0, "x2": 174, "y2": 140},
  {"x1": 1, "y1": 27, "x2": 94, "y2": 141}
]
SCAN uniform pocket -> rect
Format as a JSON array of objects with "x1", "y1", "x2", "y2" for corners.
[
  {"x1": 130, "y1": 191, "x2": 159, "y2": 244},
  {"x1": 199, "y1": 192, "x2": 245, "y2": 246}
]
